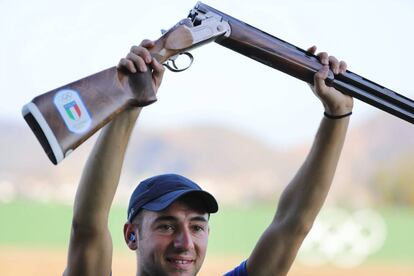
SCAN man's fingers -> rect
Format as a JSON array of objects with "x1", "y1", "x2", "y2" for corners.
[
  {"x1": 317, "y1": 52, "x2": 329, "y2": 65},
  {"x1": 329, "y1": 56, "x2": 339, "y2": 74},
  {"x1": 151, "y1": 58, "x2": 164, "y2": 75},
  {"x1": 118, "y1": 58, "x2": 137, "y2": 73},
  {"x1": 127, "y1": 52, "x2": 147, "y2": 72},
  {"x1": 139, "y1": 39, "x2": 155, "y2": 63},
  {"x1": 130, "y1": 45, "x2": 152, "y2": 64},
  {"x1": 314, "y1": 65, "x2": 329, "y2": 93},
  {"x1": 140, "y1": 39, "x2": 155, "y2": 48},
  {"x1": 151, "y1": 58, "x2": 165, "y2": 88},
  {"x1": 339, "y1": 60, "x2": 347, "y2": 74},
  {"x1": 119, "y1": 40, "x2": 165, "y2": 89},
  {"x1": 307, "y1": 45, "x2": 317, "y2": 55}
]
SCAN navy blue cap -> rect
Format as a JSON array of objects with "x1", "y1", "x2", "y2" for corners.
[{"x1": 127, "y1": 174, "x2": 218, "y2": 222}]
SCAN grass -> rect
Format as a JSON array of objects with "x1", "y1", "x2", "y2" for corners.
[
  {"x1": 0, "y1": 200, "x2": 72, "y2": 247},
  {"x1": 207, "y1": 204, "x2": 274, "y2": 255},
  {"x1": 368, "y1": 208, "x2": 414, "y2": 262},
  {"x1": 0, "y1": 200, "x2": 413, "y2": 262}
]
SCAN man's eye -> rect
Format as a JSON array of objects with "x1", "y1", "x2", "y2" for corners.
[
  {"x1": 158, "y1": 224, "x2": 174, "y2": 231},
  {"x1": 192, "y1": 225, "x2": 205, "y2": 232}
]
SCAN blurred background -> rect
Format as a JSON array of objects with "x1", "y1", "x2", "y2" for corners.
[{"x1": 1, "y1": 0, "x2": 413, "y2": 275}]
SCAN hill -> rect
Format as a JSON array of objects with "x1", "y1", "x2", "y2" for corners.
[{"x1": 1, "y1": 113, "x2": 413, "y2": 206}]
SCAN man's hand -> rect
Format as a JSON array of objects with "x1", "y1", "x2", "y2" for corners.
[
  {"x1": 307, "y1": 46, "x2": 354, "y2": 116},
  {"x1": 118, "y1": 39, "x2": 165, "y2": 94}
]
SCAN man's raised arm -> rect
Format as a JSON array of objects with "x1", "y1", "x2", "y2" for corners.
[
  {"x1": 246, "y1": 47, "x2": 353, "y2": 276},
  {"x1": 63, "y1": 40, "x2": 165, "y2": 276}
]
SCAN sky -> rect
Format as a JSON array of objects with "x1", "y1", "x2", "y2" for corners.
[{"x1": 1, "y1": 0, "x2": 413, "y2": 146}]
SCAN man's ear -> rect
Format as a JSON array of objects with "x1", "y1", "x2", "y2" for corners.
[{"x1": 123, "y1": 223, "x2": 138, "y2": 250}]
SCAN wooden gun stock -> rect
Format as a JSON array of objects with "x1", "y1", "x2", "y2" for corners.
[
  {"x1": 22, "y1": 22, "x2": 195, "y2": 164},
  {"x1": 190, "y1": 2, "x2": 414, "y2": 125}
]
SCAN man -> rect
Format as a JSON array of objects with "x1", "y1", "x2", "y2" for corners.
[{"x1": 63, "y1": 39, "x2": 353, "y2": 276}]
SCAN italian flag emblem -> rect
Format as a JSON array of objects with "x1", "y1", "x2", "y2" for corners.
[
  {"x1": 64, "y1": 101, "x2": 82, "y2": 120},
  {"x1": 54, "y1": 89, "x2": 91, "y2": 133}
]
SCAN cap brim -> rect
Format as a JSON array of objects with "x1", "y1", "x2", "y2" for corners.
[{"x1": 142, "y1": 189, "x2": 218, "y2": 213}]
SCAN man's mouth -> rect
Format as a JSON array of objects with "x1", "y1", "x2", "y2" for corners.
[
  {"x1": 166, "y1": 257, "x2": 195, "y2": 266},
  {"x1": 167, "y1": 258, "x2": 194, "y2": 264}
]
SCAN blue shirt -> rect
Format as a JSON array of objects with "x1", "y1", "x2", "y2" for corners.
[
  {"x1": 109, "y1": 260, "x2": 248, "y2": 276},
  {"x1": 224, "y1": 260, "x2": 248, "y2": 276}
]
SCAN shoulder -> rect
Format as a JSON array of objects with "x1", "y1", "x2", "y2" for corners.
[{"x1": 224, "y1": 260, "x2": 248, "y2": 276}]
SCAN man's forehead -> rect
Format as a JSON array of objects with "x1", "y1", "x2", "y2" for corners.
[
  {"x1": 164, "y1": 200, "x2": 208, "y2": 215},
  {"x1": 147, "y1": 200, "x2": 209, "y2": 220}
]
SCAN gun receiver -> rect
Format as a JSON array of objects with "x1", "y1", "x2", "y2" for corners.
[{"x1": 190, "y1": 2, "x2": 414, "y2": 125}]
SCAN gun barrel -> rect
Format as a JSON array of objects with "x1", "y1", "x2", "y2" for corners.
[{"x1": 191, "y1": 2, "x2": 414, "y2": 124}]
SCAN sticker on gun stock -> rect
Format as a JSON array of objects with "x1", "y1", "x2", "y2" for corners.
[{"x1": 54, "y1": 89, "x2": 92, "y2": 133}]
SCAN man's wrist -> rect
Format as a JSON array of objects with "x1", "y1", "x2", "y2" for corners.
[{"x1": 324, "y1": 111, "x2": 352, "y2": 119}]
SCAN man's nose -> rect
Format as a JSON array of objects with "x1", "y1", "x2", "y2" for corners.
[{"x1": 174, "y1": 228, "x2": 194, "y2": 250}]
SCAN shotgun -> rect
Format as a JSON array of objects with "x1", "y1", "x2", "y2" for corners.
[{"x1": 23, "y1": 1, "x2": 414, "y2": 165}]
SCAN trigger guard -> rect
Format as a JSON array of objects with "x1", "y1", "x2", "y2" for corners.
[{"x1": 163, "y1": 52, "x2": 194, "y2": 73}]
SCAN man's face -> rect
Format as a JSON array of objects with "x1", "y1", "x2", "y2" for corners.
[{"x1": 136, "y1": 200, "x2": 210, "y2": 276}]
